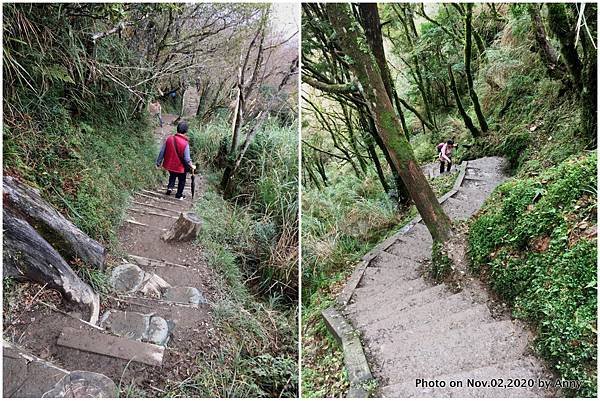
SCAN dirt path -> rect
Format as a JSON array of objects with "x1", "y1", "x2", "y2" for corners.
[
  {"x1": 342, "y1": 157, "x2": 558, "y2": 397},
  {"x1": 3, "y1": 114, "x2": 224, "y2": 397}
]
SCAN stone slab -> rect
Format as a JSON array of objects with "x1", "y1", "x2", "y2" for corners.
[
  {"x1": 57, "y1": 327, "x2": 164, "y2": 366},
  {"x1": 322, "y1": 307, "x2": 373, "y2": 398}
]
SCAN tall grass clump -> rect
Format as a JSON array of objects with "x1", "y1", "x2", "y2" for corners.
[
  {"x1": 188, "y1": 118, "x2": 298, "y2": 303},
  {"x1": 187, "y1": 118, "x2": 299, "y2": 397}
]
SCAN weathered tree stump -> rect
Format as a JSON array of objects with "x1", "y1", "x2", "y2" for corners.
[
  {"x1": 161, "y1": 212, "x2": 201, "y2": 242},
  {"x1": 3, "y1": 210, "x2": 100, "y2": 324},
  {"x1": 3, "y1": 176, "x2": 106, "y2": 270}
]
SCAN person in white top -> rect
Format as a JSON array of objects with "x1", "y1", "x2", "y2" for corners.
[{"x1": 437, "y1": 139, "x2": 458, "y2": 174}]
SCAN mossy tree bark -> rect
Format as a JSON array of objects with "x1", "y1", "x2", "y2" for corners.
[
  {"x1": 527, "y1": 4, "x2": 561, "y2": 78},
  {"x1": 464, "y1": 3, "x2": 488, "y2": 133},
  {"x1": 326, "y1": 3, "x2": 452, "y2": 242},
  {"x1": 546, "y1": 3, "x2": 583, "y2": 91}
]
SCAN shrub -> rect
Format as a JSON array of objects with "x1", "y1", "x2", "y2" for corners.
[{"x1": 469, "y1": 153, "x2": 597, "y2": 397}]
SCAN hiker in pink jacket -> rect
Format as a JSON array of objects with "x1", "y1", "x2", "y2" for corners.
[{"x1": 437, "y1": 140, "x2": 457, "y2": 174}]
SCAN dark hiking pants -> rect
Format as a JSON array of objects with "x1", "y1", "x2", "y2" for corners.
[
  {"x1": 167, "y1": 171, "x2": 187, "y2": 198},
  {"x1": 440, "y1": 160, "x2": 452, "y2": 174}
]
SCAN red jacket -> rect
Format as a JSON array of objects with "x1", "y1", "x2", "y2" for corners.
[{"x1": 160, "y1": 134, "x2": 189, "y2": 173}]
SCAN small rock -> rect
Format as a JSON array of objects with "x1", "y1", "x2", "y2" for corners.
[
  {"x1": 162, "y1": 287, "x2": 207, "y2": 306},
  {"x1": 100, "y1": 310, "x2": 149, "y2": 341},
  {"x1": 146, "y1": 316, "x2": 170, "y2": 345},
  {"x1": 109, "y1": 264, "x2": 144, "y2": 293}
]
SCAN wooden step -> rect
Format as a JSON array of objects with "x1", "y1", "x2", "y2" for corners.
[{"x1": 57, "y1": 327, "x2": 164, "y2": 366}]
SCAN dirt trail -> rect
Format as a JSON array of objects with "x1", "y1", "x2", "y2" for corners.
[
  {"x1": 3, "y1": 114, "x2": 223, "y2": 397},
  {"x1": 343, "y1": 157, "x2": 558, "y2": 397}
]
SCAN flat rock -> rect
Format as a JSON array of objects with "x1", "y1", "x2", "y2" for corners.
[
  {"x1": 109, "y1": 264, "x2": 144, "y2": 293},
  {"x1": 3, "y1": 341, "x2": 68, "y2": 397},
  {"x1": 42, "y1": 371, "x2": 118, "y2": 398},
  {"x1": 163, "y1": 286, "x2": 206, "y2": 305},
  {"x1": 100, "y1": 310, "x2": 171, "y2": 345},
  {"x1": 147, "y1": 316, "x2": 170, "y2": 346},
  {"x1": 100, "y1": 310, "x2": 149, "y2": 341}
]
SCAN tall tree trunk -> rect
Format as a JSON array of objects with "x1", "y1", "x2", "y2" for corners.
[
  {"x1": 547, "y1": 3, "x2": 583, "y2": 91},
  {"x1": 464, "y1": 3, "x2": 488, "y2": 132},
  {"x1": 448, "y1": 64, "x2": 480, "y2": 138},
  {"x1": 327, "y1": 3, "x2": 452, "y2": 242},
  {"x1": 528, "y1": 4, "x2": 561, "y2": 78}
]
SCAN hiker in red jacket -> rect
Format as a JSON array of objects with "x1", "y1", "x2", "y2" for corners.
[
  {"x1": 156, "y1": 122, "x2": 196, "y2": 200},
  {"x1": 437, "y1": 139, "x2": 457, "y2": 174}
]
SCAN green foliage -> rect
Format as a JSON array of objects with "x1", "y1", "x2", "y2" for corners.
[
  {"x1": 189, "y1": 118, "x2": 298, "y2": 302},
  {"x1": 469, "y1": 153, "x2": 597, "y2": 397},
  {"x1": 194, "y1": 180, "x2": 298, "y2": 398},
  {"x1": 3, "y1": 4, "x2": 162, "y2": 243}
]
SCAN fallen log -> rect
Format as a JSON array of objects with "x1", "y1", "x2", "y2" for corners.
[
  {"x1": 3, "y1": 176, "x2": 106, "y2": 270},
  {"x1": 161, "y1": 212, "x2": 201, "y2": 242},
  {"x1": 3, "y1": 210, "x2": 100, "y2": 324}
]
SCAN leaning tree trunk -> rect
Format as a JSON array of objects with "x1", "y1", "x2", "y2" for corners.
[
  {"x1": 327, "y1": 3, "x2": 452, "y2": 243},
  {"x1": 3, "y1": 176, "x2": 106, "y2": 270},
  {"x1": 3, "y1": 209, "x2": 99, "y2": 324},
  {"x1": 161, "y1": 212, "x2": 201, "y2": 242},
  {"x1": 464, "y1": 3, "x2": 488, "y2": 133}
]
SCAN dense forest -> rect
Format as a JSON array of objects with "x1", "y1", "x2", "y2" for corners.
[
  {"x1": 3, "y1": 3, "x2": 298, "y2": 397},
  {"x1": 301, "y1": 3, "x2": 596, "y2": 397}
]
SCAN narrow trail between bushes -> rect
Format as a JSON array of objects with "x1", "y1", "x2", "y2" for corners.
[
  {"x1": 337, "y1": 157, "x2": 558, "y2": 397},
  {"x1": 4, "y1": 114, "x2": 224, "y2": 397}
]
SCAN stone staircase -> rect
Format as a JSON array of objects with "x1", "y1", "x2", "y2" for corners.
[
  {"x1": 3, "y1": 114, "x2": 217, "y2": 396},
  {"x1": 339, "y1": 157, "x2": 558, "y2": 397}
]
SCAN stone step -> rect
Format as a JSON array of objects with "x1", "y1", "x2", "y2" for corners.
[
  {"x1": 347, "y1": 285, "x2": 452, "y2": 326},
  {"x1": 163, "y1": 286, "x2": 207, "y2": 306},
  {"x1": 361, "y1": 258, "x2": 423, "y2": 286},
  {"x1": 385, "y1": 238, "x2": 432, "y2": 262},
  {"x1": 352, "y1": 278, "x2": 429, "y2": 305},
  {"x1": 380, "y1": 357, "x2": 552, "y2": 398},
  {"x1": 110, "y1": 263, "x2": 171, "y2": 297},
  {"x1": 57, "y1": 327, "x2": 165, "y2": 367},
  {"x1": 356, "y1": 292, "x2": 477, "y2": 332},
  {"x1": 99, "y1": 310, "x2": 171, "y2": 346},
  {"x1": 464, "y1": 156, "x2": 507, "y2": 173},
  {"x1": 111, "y1": 293, "x2": 211, "y2": 334},
  {"x1": 363, "y1": 304, "x2": 493, "y2": 351},
  {"x1": 374, "y1": 321, "x2": 530, "y2": 382},
  {"x1": 110, "y1": 262, "x2": 206, "y2": 306},
  {"x1": 441, "y1": 197, "x2": 483, "y2": 220}
]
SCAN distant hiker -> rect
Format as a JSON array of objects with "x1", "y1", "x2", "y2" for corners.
[
  {"x1": 156, "y1": 122, "x2": 196, "y2": 200},
  {"x1": 437, "y1": 139, "x2": 457, "y2": 174},
  {"x1": 149, "y1": 100, "x2": 163, "y2": 127}
]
